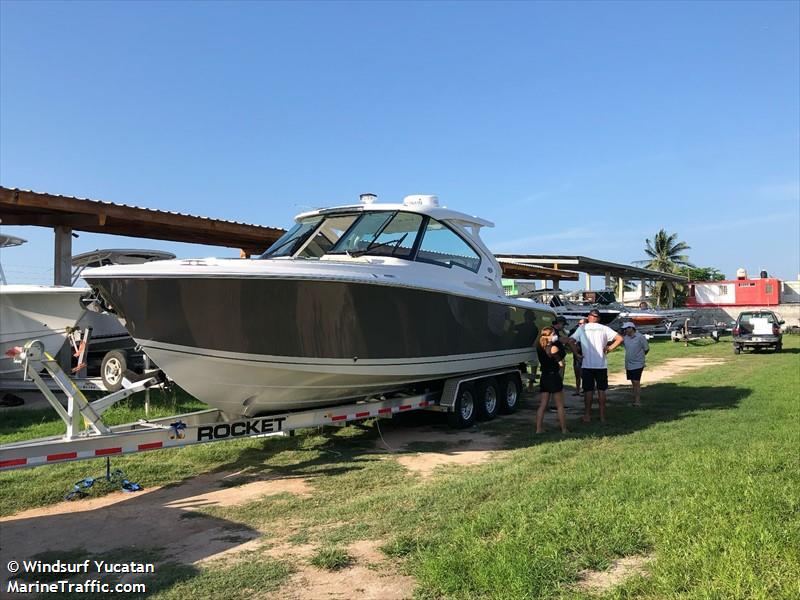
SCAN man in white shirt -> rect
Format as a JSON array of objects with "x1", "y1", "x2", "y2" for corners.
[{"x1": 571, "y1": 309, "x2": 624, "y2": 423}]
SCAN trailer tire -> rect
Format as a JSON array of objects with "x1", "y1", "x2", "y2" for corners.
[
  {"x1": 498, "y1": 375, "x2": 521, "y2": 414},
  {"x1": 475, "y1": 378, "x2": 499, "y2": 421},
  {"x1": 733, "y1": 345, "x2": 741, "y2": 355},
  {"x1": 447, "y1": 384, "x2": 476, "y2": 429},
  {"x1": 101, "y1": 350, "x2": 127, "y2": 392}
]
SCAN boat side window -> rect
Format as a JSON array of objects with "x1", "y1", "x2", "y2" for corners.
[
  {"x1": 260, "y1": 217, "x2": 323, "y2": 258},
  {"x1": 416, "y1": 219, "x2": 481, "y2": 272},
  {"x1": 329, "y1": 212, "x2": 423, "y2": 259}
]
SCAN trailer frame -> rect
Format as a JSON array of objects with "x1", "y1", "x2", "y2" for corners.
[{"x1": 0, "y1": 340, "x2": 524, "y2": 472}]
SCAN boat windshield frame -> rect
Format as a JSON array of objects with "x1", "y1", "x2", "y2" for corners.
[
  {"x1": 259, "y1": 216, "x2": 325, "y2": 258},
  {"x1": 327, "y1": 210, "x2": 428, "y2": 260},
  {"x1": 261, "y1": 209, "x2": 485, "y2": 271}
]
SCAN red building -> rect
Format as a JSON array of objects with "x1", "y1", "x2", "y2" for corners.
[{"x1": 686, "y1": 278, "x2": 781, "y2": 307}]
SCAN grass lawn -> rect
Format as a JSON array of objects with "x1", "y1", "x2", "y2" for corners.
[{"x1": 1, "y1": 335, "x2": 798, "y2": 598}]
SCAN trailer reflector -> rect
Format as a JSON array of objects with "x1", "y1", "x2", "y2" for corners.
[
  {"x1": 47, "y1": 452, "x2": 77, "y2": 462},
  {"x1": 331, "y1": 415, "x2": 347, "y2": 422},
  {"x1": 355, "y1": 411, "x2": 370, "y2": 418},
  {"x1": 0, "y1": 458, "x2": 26, "y2": 468},
  {"x1": 95, "y1": 447, "x2": 122, "y2": 456},
  {"x1": 138, "y1": 442, "x2": 163, "y2": 451}
]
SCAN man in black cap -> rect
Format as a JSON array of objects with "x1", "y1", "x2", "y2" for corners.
[{"x1": 570, "y1": 309, "x2": 623, "y2": 423}]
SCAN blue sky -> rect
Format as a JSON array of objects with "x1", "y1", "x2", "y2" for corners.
[{"x1": 1, "y1": 1, "x2": 798, "y2": 285}]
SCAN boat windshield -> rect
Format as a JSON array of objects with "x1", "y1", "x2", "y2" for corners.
[
  {"x1": 261, "y1": 210, "x2": 480, "y2": 268},
  {"x1": 300, "y1": 214, "x2": 360, "y2": 258},
  {"x1": 329, "y1": 211, "x2": 424, "y2": 259},
  {"x1": 260, "y1": 217, "x2": 323, "y2": 258}
]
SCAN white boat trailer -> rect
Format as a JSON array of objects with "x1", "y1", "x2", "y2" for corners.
[{"x1": 0, "y1": 340, "x2": 523, "y2": 472}]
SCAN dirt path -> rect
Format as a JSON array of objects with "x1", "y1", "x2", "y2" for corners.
[
  {"x1": 0, "y1": 471, "x2": 311, "y2": 565},
  {"x1": 266, "y1": 539, "x2": 416, "y2": 600},
  {"x1": 606, "y1": 357, "x2": 727, "y2": 388}
]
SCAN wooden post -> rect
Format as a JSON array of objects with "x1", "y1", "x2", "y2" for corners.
[
  {"x1": 604, "y1": 273, "x2": 611, "y2": 290},
  {"x1": 53, "y1": 226, "x2": 73, "y2": 370}
]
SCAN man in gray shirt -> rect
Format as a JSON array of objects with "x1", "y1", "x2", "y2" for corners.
[{"x1": 621, "y1": 321, "x2": 650, "y2": 407}]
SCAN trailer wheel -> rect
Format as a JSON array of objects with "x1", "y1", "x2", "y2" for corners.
[
  {"x1": 447, "y1": 384, "x2": 476, "y2": 429},
  {"x1": 733, "y1": 345, "x2": 741, "y2": 355},
  {"x1": 475, "y1": 378, "x2": 499, "y2": 421},
  {"x1": 498, "y1": 375, "x2": 521, "y2": 414},
  {"x1": 101, "y1": 350, "x2": 127, "y2": 392}
]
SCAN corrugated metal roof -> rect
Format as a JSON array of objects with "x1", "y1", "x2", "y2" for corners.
[{"x1": 1, "y1": 186, "x2": 283, "y2": 231}]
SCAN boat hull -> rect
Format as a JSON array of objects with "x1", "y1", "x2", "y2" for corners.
[
  {"x1": 0, "y1": 286, "x2": 88, "y2": 377},
  {"x1": 87, "y1": 276, "x2": 552, "y2": 415}
]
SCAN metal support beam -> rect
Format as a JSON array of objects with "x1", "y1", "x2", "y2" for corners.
[
  {"x1": 53, "y1": 226, "x2": 72, "y2": 286},
  {"x1": 53, "y1": 226, "x2": 73, "y2": 370},
  {"x1": 585, "y1": 273, "x2": 592, "y2": 290}
]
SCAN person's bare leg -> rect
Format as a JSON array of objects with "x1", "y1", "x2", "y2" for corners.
[
  {"x1": 536, "y1": 392, "x2": 550, "y2": 433},
  {"x1": 632, "y1": 380, "x2": 641, "y2": 406},
  {"x1": 583, "y1": 391, "x2": 593, "y2": 422},
  {"x1": 598, "y1": 390, "x2": 607, "y2": 423},
  {"x1": 574, "y1": 366, "x2": 582, "y2": 394},
  {"x1": 554, "y1": 391, "x2": 567, "y2": 433}
]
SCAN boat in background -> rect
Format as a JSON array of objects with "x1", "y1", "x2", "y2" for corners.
[
  {"x1": 85, "y1": 194, "x2": 555, "y2": 416},
  {"x1": 617, "y1": 303, "x2": 697, "y2": 332},
  {"x1": 71, "y1": 249, "x2": 176, "y2": 354},
  {"x1": 0, "y1": 234, "x2": 26, "y2": 285},
  {"x1": 516, "y1": 289, "x2": 621, "y2": 329},
  {"x1": 0, "y1": 234, "x2": 88, "y2": 378}
]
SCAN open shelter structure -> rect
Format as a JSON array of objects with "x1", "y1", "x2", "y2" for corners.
[
  {"x1": 494, "y1": 254, "x2": 688, "y2": 301},
  {"x1": 0, "y1": 187, "x2": 286, "y2": 286}
]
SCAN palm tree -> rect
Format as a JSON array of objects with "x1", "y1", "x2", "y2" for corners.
[{"x1": 635, "y1": 230, "x2": 694, "y2": 308}]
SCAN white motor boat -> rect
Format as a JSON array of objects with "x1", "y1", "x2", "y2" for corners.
[
  {"x1": 84, "y1": 194, "x2": 555, "y2": 416},
  {"x1": 0, "y1": 234, "x2": 89, "y2": 378},
  {"x1": 0, "y1": 286, "x2": 88, "y2": 378},
  {"x1": 517, "y1": 289, "x2": 621, "y2": 329}
]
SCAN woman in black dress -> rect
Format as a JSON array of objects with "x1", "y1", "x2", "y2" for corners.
[{"x1": 535, "y1": 326, "x2": 568, "y2": 434}]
